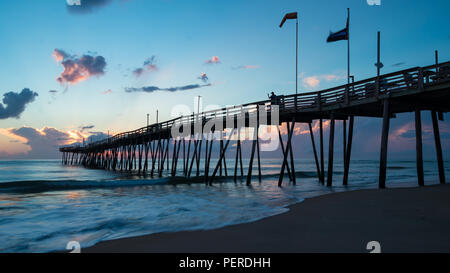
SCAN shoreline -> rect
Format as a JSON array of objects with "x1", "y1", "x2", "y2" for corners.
[{"x1": 84, "y1": 183, "x2": 450, "y2": 253}]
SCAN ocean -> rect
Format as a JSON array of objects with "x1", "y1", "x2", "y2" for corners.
[{"x1": 0, "y1": 158, "x2": 448, "y2": 252}]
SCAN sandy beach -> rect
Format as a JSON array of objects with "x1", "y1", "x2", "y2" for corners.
[{"x1": 84, "y1": 183, "x2": 450, "y2": 253}]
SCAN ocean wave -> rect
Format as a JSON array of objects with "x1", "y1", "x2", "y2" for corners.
[
  {"x1": 0, "y1": 178, "x2": 169, "y2": 193},
  {"x1": 0, "y1": 170, "x2": 319, "y2": 193}
]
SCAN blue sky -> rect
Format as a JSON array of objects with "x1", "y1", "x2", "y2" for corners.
[{"x1": 0, "y1": 0, "x2": 449, "y2": 159}]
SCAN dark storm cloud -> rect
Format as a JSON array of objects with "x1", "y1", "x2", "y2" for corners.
[{"x1": 0, "y1": 88, "x2": 38, "y2": 120}]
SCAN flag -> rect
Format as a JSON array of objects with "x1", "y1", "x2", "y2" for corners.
[
  {"x1": 279, "y1": 12, "x2": 298, "y2": 28},
  {"x1": 326, "y1": 15, "x2": 349, "y2": 42}
]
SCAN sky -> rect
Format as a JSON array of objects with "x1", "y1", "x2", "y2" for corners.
[{"x1": 0, "y1": 0, "x2": 449, "y2": 160}]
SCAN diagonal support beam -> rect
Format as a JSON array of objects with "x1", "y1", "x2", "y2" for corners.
[
  {"x1": 209, "y1": 129, "x2": 235, "y2": 185},
  {"x1": 279, "y1": 118, "x2": 296, "y2": 187}
]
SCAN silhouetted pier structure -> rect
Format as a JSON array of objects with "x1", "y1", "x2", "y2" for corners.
[{"x1": 60, "y1": 61, "x2": 450, "y2": 188}]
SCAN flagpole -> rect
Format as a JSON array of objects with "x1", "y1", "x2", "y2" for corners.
[
  {"x1": 347, "y1": 8, "x2": 350, "y2": 85},
  {"x1": 296, "y1": 17, "x2": 298, "y2": 96}
]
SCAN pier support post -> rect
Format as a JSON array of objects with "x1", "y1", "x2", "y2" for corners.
[
  {"x1": 206, "y1": 135, "x2": 214, "y2": 181},
  {"x1": 171, "y1": 139, "x2": 178, "y2": 176},
  {"x1": 431, "y1": 111, "x2": 446, "y2": 184},
  {"x1": 278, "y1": 118, "x2": 296, "y2": 187},
  {"x1": 379, "y1": 99, "x2": 391, "y2": 189},
  {"x1": 205, "y1": 137, "x2": 210, "y2": 181},
  {"x1": 219, "y1": 138, "x2": 223, "y2": 176},
  {"x1": 327, "y1": 115, "x2": 335, "y2": 187},
  {"x1": 184, "y1": 136, "x2": 192, "y2": 177},
  {"x1": 343, "y1": 119, "x2": 347, "y2": 164},
  {"x1": 196, "y1": 138, "x2": 202, "y2": 177},
  {"x1": 246, "y1": 127, "x2": 258, "y2": 186},
  {"x1": 220, "y1": 131, "x2": 228, "y2": 177},
  {"x1": 415, "y1": 109, "x2": 425, "y2": 186},
  {"x1": 185, "y1": 139, "x2": 191, "y2": 176},
  {"x1": 288, "y1": 122, "x2": 296, "y2": 185},
  {"x1": 256, "y1": 124, "x2": 262, "y2": 182},
  {"x1": 278, "y1": 125, "x2": 293, "y2": 181},
  {"x1": 182, "y1": 139, "x2": 186, "y2": 175},
  {"x1": 319, "y1": 119, "x2": 325, "y2": 183},
  {"x1": 343, "y1": 116, "x2": 354, "y2": 185},
  {"x1": 188, "y1": 138, "x2": 199, "y2": 177},
  {"x1": 209, "y1": 129, "x2": 235, "y2": 185},
  {"x1": 309, "y1": 122, "x2": 321, "y2": 182},
  {"x1": 234, "y1": 128, "x2": 241, "y2": 182},
  {"x1": 174, "y1": 139, "x2": 182, "y2": 176}
]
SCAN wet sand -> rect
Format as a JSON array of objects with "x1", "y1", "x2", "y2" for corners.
[{"x1": 85, "y1": 184, "x2": 450, "y2": 253}]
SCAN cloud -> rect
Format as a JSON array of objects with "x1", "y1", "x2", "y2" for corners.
[
  {"x1": 392, "y1": 62, "x2": 406, "y2": 67},
  {"x1": 80, "y1": 125, "x2": 95, "y2": 132},
  {"x1": 86, "y1": 132, "x2": 109, "y2": 143},
  {"x1": 0, "y1": 88, "x2": 38, "y2": 120},
  {"x1": 198, "y1": 73, "x2": 209, "y2": 83},
  {"x1": 53, "y1": 49, "x2": 107, "y2": 85},
  {"x1": 1, "y1": 127, "x2": 78, "y2": 159},
  {"x1": 66, "y1": 0, "x2": 113, "y2": 14},
  {"x1": 133, "y1": 56, "x2": 158, "y2": 77},
  {"x1": 205, "y1": 56, "x2": 220, "y2": 65},
  {"x1": 232, "y1": 65, "x2": 260, "y2": 70},
  {"x1": 0, "y1": 126, "x2": 111, "y2": 159},
  {"x1": 302, "y1": 73, "x2": 345, "y2": 89},
  {"x1": 303, "y1": 77, "x2": 321, "y2": 88},
  {"x1": 125, "y1": 83, "x2": 212, "y2": 93}
]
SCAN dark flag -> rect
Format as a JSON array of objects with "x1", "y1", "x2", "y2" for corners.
[
  {"x1": 327, "y1": 15, "x2": 349, "y2": 42},
  {"x1": 279, "y1": 12, "x2": 298, "y2": 28}
]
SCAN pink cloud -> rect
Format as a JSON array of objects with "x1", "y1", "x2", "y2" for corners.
[
  {"x1": 205, "y1": 56, "x2": 221, "y2": 65},
  {"x1": 53, "y1": 49, "x2": 107, "y2": 85}
]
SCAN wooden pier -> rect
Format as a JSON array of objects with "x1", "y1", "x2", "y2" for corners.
[{"x1": 60, "y1": 61, "x2": 450, "y2": 188}]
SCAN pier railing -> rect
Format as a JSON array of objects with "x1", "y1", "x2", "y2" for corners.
[{"x1": 60, "y1": 61, "x2": 450, "y2": 151}]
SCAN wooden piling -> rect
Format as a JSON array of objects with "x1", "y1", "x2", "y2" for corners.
[
  {"x1": 209, "y1": 129, "x2": 235, "y2": 185},
  {"x1": 415, "y1": 109, "x2": 425, "y2": 186},
  {"x1": 246, "y1": 127, "x2": 258, "y2": 186},
  {"x1": 206, "y1": 135, "x2": 214, "y2": 180},
  {"x1": 309, "y1": 122, "x2": 321, "y2": 182},
  {"x1": 196, "y1": 138, "x2": 202, "y2": 177},
  {"x1": 343, "y1": 116, "x2": 354, "y2": 185},
  {"x1": 287, "y1": 122, "x2": 296, "y2": 185},
  {"x1": 326, "y1": 116, "x2": 335, "y2": 187},
  {"x1": 256, "y1": 124, "x2": 262, "y2": 182},
  {"x1": 234, "y1": 128, "x2": 240, "y2": 182},
  {"x1": 278, "y1": 118, "x2": 296, "y2": 187},
  {"x1": 188, "y1": 138, "x2": 199, "y2": 177},
  {"x1": 319, "y1": 119, "x2": 325, "y2": 183},
  {"x1": 431, "y1": 111, "x2": 446, "y2": 184},
  {"x1": 277, "y1": 125, "x2": 293, "y2": 181},
  {"x1": 379, "y1": 99, "x2": 391, "y2": 189}
]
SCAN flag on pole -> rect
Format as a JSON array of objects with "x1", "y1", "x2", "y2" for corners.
[
  {"x1": 279, "y1": 12, "x2": 298, "y2": 28},
  {"x1": 326, "y1": 15, "x2": 349, "y2": 42}
]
